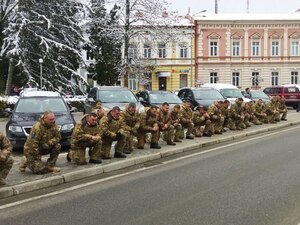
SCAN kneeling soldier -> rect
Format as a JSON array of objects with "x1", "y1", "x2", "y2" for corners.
[{"x1": 0, "y1": 133, "x2": 13, "y2": 185}]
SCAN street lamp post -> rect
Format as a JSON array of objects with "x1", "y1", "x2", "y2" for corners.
[{"x1": 38, "y1": 58, "x2": 43, "y2": 89}]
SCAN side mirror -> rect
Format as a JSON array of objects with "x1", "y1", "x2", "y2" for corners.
[{"x1": 4, "y1": 108, "x2": 12, "y2": 114}]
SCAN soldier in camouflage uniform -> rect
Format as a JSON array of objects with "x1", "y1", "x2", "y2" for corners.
[
  {"x1": 264, "y1": 96, "x2": 280, "y2": 123},
  {"x1": 0, "y1": 133, "x2": 13, "y2": 185},
  {"x1": 277, "y1": 96, "x2": 288, "y2": 121},
  {"x1": 208, "y1": 101, "x2": 224, "y2": 134},
  {"x1": 170, "y1": 104, "x2": 184, "y2": 142},
  {"x1": 252, "y1": 99, "x2": 267, "y2": 124},
  {"x1": 227, "y1": 98, "x2": 245, "y2": 130},
  {"x1": 67, "y1": 112, "x2": 102, "y2": 165},
  {"x1": 242, "y1": 102, "x2": 253, "y2": 128},
  {"x1": 179, "y1": 99, "x2": 195, "y2": 139},
  {"x1": 21, "y1": 111, "x2": 61, "y2": 174},
  {"x1": 157, "y1": 102, "x2": 176, "y2": 145},
  {"x1": 221, "y1": 100, "x2": 230, "y2": 131},
  {"x1": 100, "y1": 106, "x2": 128, "y2": 158},
  {"x1": 121, "y1": 102, "x2": 140, "y2": 153},
  {"x1": 137, "y1": 105, "x2": 161, "y2": 149},
  {"x1": 193, "y1": 106, "x2": 213, "y2": 137}
]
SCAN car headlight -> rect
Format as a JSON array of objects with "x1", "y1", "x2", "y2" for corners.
[
  {"x1": 61, "y1": 124, "x2": 74, "y2": 131},
  {"x1": 8, "y1": 125, "x2": 23, "y2": 133}
]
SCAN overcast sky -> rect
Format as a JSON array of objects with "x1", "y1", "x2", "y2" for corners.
[{"x1": 170, "y1": 0, "x2": 300, "y2": 15}]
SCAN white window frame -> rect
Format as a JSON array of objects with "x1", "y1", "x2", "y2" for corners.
[
  {"x1": 291, "y1": 40, "x2": 299, "y2": 56},
  {"x1": 291, "y1": 71, "x2": 298, "y2": 84},
  {"x1": 252, "y1": 72, "x2": 260, "y2": 86},
  {"x1": 158, "y1": 43, "x2": 166, "y2": 58},
  {"x1": 128, "y1": 44, "x2": 138, "y2": 60},
  {"x1": 129, "y1": 74, "x2": 138, "y2": 91},
  {"x1": 143, "y1": 44, "x2": 151, "y2": 58},
  {"x1": 271, "y1": 71, "x2": 279, "y2": 86},
  {"x1": 209, "y1": 40, "x2": 218, "y2": 57},
  {"x1": 210, "y1": 72, "x2": 218, "y2": 83},
  {"x1": 252, "y1": 40, "x2": 260, "y2": 56},
  {"x1": 179, "y1": 45, "x2": 188, "y2": 58},
  {"x1": 271, "y1": 40, "x2": 280, "y2": 56},
  {"x1": 232, "y1": 40, "x2": 240, "y2": 57},
  {"x1": 232, "y1": 72, "x2": 240, "y2": 86}
]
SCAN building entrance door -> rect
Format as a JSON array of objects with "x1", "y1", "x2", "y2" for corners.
[{"x1": 159, "y1": 77, "x2": 167, "y2": 90}]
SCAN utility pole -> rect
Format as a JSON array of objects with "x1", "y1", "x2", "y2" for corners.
[
  {"x1": 247, "y1": 0, "x2": 249, "y2": 13},
  {"x1": 215, "y1": 0, "x2": 218, "y2": 14}
]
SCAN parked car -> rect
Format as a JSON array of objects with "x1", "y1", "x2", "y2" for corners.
[
  {"x1": 136, "y1": 90, "x2": 183, "y2": 108},
  {"x1": 5, "y1": 90, "x2": 76, "y2": 150},
  {"x1": 83, "y1": 86, "x2": 145, "y2": 114},
  {"x1": 263, "y1": 84, "x2": 300, "y2": 109},
  {"x1": 200, "y1": 83, "x2": 252, "y2": 103},
  {"x1": 242, "y1": 90, "x2": 270, "y2": 103},
  {"x1": 177, "y1": 87, "x2": 225, "y2": 109}
]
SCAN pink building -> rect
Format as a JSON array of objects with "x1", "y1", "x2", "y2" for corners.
[{"x1": 194, "y1": 13, "x2": 300, "y2": 89}]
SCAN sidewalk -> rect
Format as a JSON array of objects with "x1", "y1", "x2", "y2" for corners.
[{"x1": 1, "y1": 112, "x2": 300, "y2": 199}]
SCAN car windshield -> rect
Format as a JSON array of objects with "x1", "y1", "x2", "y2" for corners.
[
  {"x1": 251, "y1": 91, "x2": 269, "y2": 99},
  {"x1": 97, "y1": 90, "x2": 138, "y2": 103},
  {"x1": 193, "y1": 89, "x2": 224, "y2": 100},
  {"x1": 220, "y1": 89, "x2": 244, "y2": 98},
  {"x1": 15, "y1": 98, "x2": 68, "y2": 113},
  {"x1": 149, "y1": 93, "x2": 182, "y2": 104}
]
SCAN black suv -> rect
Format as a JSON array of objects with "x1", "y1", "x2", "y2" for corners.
[
  {"x1": 5, "y1": 91, "x2": 75, "y2": 149},
  {"x1": 177, "y1": 87, "x2": 225, "y2": 108},
  {"x1": 83, "y1": 86, "x2": 145, "y2": 113},
  {"x1": 136, "y1": 90, "x2": 183, "y2": 108}
]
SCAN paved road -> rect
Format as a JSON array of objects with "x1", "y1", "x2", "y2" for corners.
[{"x1": 1, "y1": 125, "x2": 300, "y2": 225}]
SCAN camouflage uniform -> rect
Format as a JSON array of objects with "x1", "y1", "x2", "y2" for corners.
[
  {"x1": 100, "y1": 111, "x2": 128, "y2": 158},
  {"x1": 120, "y1": 105, "x2": 140, "y2": 152},
  {"x1": 137, "y1": 108, "x2": 160, "y2": 149},
  {"x1": 193, "y1": 107, "x2": 213, "y2": 137},
  {"x1": 179, "y1": 105, "x2": 195, "y2": 139},
  {"x1": 252, "y1": 101, "x2": 267, "y2": 124},
  {"x1": 277, "y1": 97, "x2": 288, "y2": 120},
  {"x1": 208, "y1": 102, "x2": 224, "y2": 134},
  {"x1": 23, "y1": 116, "x2": 61, "y2": 174},
  {"x1": 157, "y1": 108, "x2": 175, "y2": 144},
  {"x1": 242, "y1": 102, "x2": 252, "y2": 127},
  {"x1": 264, "y1": 97, "x2": 280, "y2": 123},
  {"x1": 69, "y1": 115, "x2": 102, "y2": 165},
  {"x1": 92, "y1": 107, "x2": 106, "y2": 123},
  {"x1": 170, "y1": 106, "x2": 184, "y2": 141},
  {"x1": 227, "y1": 100, "x2": 245, "y2": 130},
  {"x1": 0, "y1": 133, "x2": 13, "y2": 184}
]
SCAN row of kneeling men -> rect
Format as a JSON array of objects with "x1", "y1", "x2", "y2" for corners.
[{"x1": 0, "y1": 95, "x2": 287, "y2": 184}]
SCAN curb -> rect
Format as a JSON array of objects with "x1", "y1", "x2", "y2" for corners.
[{"x1": 1, "y1": 120, "x2": 299, "y2": 199}]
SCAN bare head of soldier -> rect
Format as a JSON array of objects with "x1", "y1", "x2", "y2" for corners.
[
  {"x1": 43, "y1": 111, "x2": 55, "y2": 126},
  {"x1": 87, "y1": 113, "x2": 98, "y2": 126},
  {"x1": 111, "y1": 106, "x2": 121, "y2": 119}
]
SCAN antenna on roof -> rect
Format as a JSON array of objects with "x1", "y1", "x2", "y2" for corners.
[
  {"x1": 247, "y1": 0, "x2": 249, "y2": 13},
  {"x1": 215, "y1": 0, "x2": 218, "y2": 14}
]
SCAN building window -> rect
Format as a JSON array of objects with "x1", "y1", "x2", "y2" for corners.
[
  {"x1": 252, "y1": 72, "x2": 260, "y2": 86},
  {"x1": 209, "y1": 41, "x2": 218, "y2": 56},
  {"x1": 128, "y1": 44, "x2": 138, "y2": 62},
  {"x1": 271, "y1": 72, "x2": 279, "y2": 86},
  {"x1": 129, "y1": 74, "x2": 138, "y2": 91},
  {"x1": 271, "y1": 41, "x2": 279, "y2": 56},
  {"x1": 158, "y1": 43, "x2": 166, "y2": 58},
  {"x1": 291, "y1": 40, "x2": 299, "y2": 56},
  {"x1": 210, "y1": 72, "x2": 218, "y2": 83},
  {"x1": 143, "y1": 44, "x2": 151, "y2": 58},
  {"x1": 179, "y1": 45, "x2": 188, "y2": 58},
  {"x1": 232, "y1": 41, "x2": 240, "y2": 57},
  {"x1": 291, "y1": 71, "x2": 298, "y2": 84},
  {"x1": 180, "y1": 74, "x2": 187, "y2": 88},
  {"x1": 232, "y1": 72, "x2": 240, "y2": 86},
  {"x1": 252, "y1": 40, "x2": 260, "y2": 56}
]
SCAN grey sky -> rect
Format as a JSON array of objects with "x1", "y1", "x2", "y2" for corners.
[{"x1": 170, "y1": 0, "x2": 300, "y2": 15}]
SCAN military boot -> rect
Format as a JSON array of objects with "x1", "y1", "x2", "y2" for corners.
[
  {"x1": 89, "y1": 158, "x2": 102, "y2": 164},
  {"x1": 174, "y1": 137, "x2": 182, "y2": 142},
  {"x1": 46, "y1": 166, "x2": 61, "y2": 173},
  {"x1": 166, "y1": 140, "x2": 176, "y2": 146},
  {"x1": 114, "y1": 151, "x2": 127, "y2": 158},
  {"x1": 150, "y1": 143, "x2": 161, "y2": 149},
  {"x1": 19, "y1": 156, "x2": 27, "y2": 172}
]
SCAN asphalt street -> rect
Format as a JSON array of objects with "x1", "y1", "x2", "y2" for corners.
[{"x1": 1, "y1": 125, "x2": 300, "y2": 225}]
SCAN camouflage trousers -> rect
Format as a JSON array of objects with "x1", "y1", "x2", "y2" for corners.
[
  {"x1": 181, "y1": 122, "x2": 194, "y2": 138},
  {"x1": 101, "y1": 133, "x2": 127, "y2": 158},
  {"x1": 279, "y1": 110, "x2": 287, "y2": 120},
  {"x1": 267, "y1": 111, "x2": 280, "y2": 123},
  {"x1": 211, "y1": 116, "x2": 225, "y2": 133},
  {"x1": 0, "y1": 156, "x2": 14, "y2": 179},
  {"x1": 70, "y1": 140, "x2": 101, "y2": 165},
  {"x1": 249, "y1": 115, "x2": 263, "y2": 125},
  {"x1": 124, "y1": 132, "x2": 136, "y2": 152},
  {"x1": 161, "y1": 125, "x2": 175, "y2": 142},
  {"x1": 26, "y1": 144, "x2": 61, "y2": 174},
  {"x1": 173, "y1": 123, "x2": 184, "y2": 140},
  {"x1": 193, "y1": 120, "x2": 213, "y2": 137},
  {"x1": 255, "y1": 114, "x2": 268, "y2": 123},
  {"x1": 137, "y1": 129, "x2": 160, "y2": 148},
  {"x1": 227, "y1": 117, "x2": 244, "y2": 130}
]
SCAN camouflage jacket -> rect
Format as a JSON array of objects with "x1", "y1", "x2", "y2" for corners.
[
  {"x1": 157, "y1": 109, "x2": 172, "y2": 128},
  {"x1": 180, "y1": 106, "x2": 193, "y2": 124},
  {"x1": 252, "y1": 103, "x2": 265, "y2": 116},
  {"x1": 71, "y1": 115, "x2": 101, "y2": 147},
  {"x1": 100, "y1": 112, "x2": 126, "y2": 139},
  {"x1": 139, "y1": 109, "x2": 158, "y2": 132},
  {"x1": 120, "y1": 106, "x2": 140, "y2": 133},
  {"x1": 0, "y1": 132, "x2": 13, "y2": 160},
  {"x1": 208, "y1": 103, "x2": 222, "y2": 119},
  {"x1": 24, "y1": 116, "x2": 61, "y2": 158},
  {"x1": 230, "y1": 103, "x2": 244, "y2": 119},
  {"x1": 170, "y1": 110, "x2": 182, "y2": 125},
  {"x1": 193, "y1": 111, "x2": 208, "y2": 126}
]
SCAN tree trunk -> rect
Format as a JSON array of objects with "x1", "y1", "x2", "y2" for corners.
[
  {"x1": 0, "y1": 21, "x2": 6, "y2": 94},
  {"x1": 5, "y1": 58, "x2": 15, "y2": 96}
]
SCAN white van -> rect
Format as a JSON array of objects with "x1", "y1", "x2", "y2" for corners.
[{"x1": 200, "y1": 83, "x2": 252, "y2": 103}]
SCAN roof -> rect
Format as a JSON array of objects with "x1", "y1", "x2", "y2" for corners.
[
  {"x1": 94, "y1": 86, "x2": 131, "y2": 91},
  {"x1": 20, "y1": 90, "x2": 61, "y2": 97}
]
